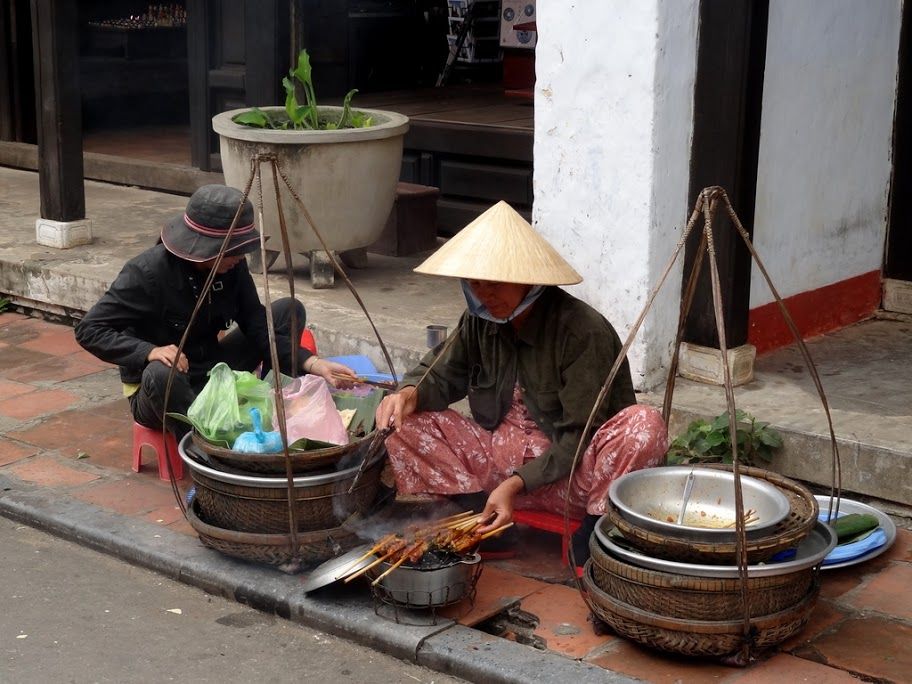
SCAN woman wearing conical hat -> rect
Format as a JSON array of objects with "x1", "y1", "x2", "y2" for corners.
[{"x1": 375, "y1": 201, "x2": 668, "y2": 567}]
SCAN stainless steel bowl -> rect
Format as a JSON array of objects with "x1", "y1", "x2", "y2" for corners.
[{"x1": 608, "y1": 466, "x2": 790, "y2": 539}]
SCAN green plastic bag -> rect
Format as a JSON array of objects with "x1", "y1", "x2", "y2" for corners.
[
  {"x1": 174, "y1": 365, "x2": 276, "y2": 446},
  {"x1": 235, "y1": 370, "x2": 274, "y2": 433},
  {"x1": 187, "y1": 363, "x2": 242, "y2": 444}
]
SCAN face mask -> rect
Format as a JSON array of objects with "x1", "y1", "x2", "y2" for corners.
[{"x1": 460, "y1": 280, "x2": 545, "y2": 323}]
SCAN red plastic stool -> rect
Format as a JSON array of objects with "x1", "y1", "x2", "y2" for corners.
[
  {"x1": 512, "y1": 509, "x2": 582, "y2": 566},
  {"x1": 300, "y1": 328, "x2": 318, "y2": 355},
  {"x1": 131, "y1": 422, "x2": 183, "y2": 481}
]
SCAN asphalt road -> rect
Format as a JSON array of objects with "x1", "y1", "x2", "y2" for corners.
[{"x1": 0, "y1": 516, "x2": 464, "y2": 684}]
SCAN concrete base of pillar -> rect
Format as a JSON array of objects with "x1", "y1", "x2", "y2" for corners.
[
  {"x1": 883, "y1": 278, "x2": 912, "y2": 315},
  {"x1": 36, "y1": 217, "x2": 93, "y2": 249},
  {"x1": 678, "y1": 342, "x2": 756, "y2": 386}
]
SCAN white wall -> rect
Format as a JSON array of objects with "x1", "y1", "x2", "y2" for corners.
[
  {"x1": 534, "y1": 0, "x2": 698, "y2": 388},
  {"x1": 750, "y1": 0, "x2": 902, "y2": 306}
]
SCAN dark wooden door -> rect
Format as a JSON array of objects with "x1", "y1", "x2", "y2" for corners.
[
  {"x1": 186, "y1": 0, "x2": 289, "y2": 171},
  {"x1": 886, "y1": 1, "x2": 912, "y2": 284},
  {"x1": 0, "y1": 0, "x2": 36, "y2": 143}
]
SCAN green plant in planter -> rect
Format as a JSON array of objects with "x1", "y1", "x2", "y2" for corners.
[
  {"x1": 232, "y1": 50, "x2": 373, "y2": 131},
  {"x1": 666, "y1": 409, "x2": 783, "y2": 467}
]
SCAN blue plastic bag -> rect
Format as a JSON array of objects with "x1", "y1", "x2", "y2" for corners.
[
  {"x1": 232, "y1": 407, "x2": 283, "y2": 453},
  {"x1": 819, "y1": 510, "x2": 887, "y2": 565}
]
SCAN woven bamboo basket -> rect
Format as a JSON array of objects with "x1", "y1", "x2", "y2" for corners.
[
  {"x1": 191, "y1": 430, "x2": 377, "y2": 475},
  {"x1": 191, "y1": 455, "x2": 384, "y2": 534},
  {"x1": 607, "y1": 466, "x2": 818, "y2": 564},
  {"x1": 186, "y1": 498, "x2": 360, "y2": 570},
  {"x1": 588, "y1": 535, "x2": 816, "y2": 621},
  {"x1": 582, "y1": 561, "x2": 818, "y2": 657}
]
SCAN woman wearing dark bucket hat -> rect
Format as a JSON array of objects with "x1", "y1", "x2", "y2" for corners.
[{"x1": 75, "y1": 184, "x2": 357, "y2": 438}]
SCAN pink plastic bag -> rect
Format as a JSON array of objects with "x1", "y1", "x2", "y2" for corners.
[{"x1": 274, "y1": 375, "x2": 349, "y2": 446}]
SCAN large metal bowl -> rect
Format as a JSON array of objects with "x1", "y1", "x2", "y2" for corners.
[{"x1": 608, "y1": 466, "x2": 790, "y2": 540}]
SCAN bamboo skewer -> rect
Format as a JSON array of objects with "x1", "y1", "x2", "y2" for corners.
[
  {"x1": 479, "y1": 522, "x2": 514, "y2": 540},
  {"x1": 449, "y1": 514, "x2": 486, "y2": 530},
  {"x1": 724, "y1": 509, "x2": 759, "y2": 528},
  {"x1": 370, "y1": 554, "x2": 411, "y2": 586},
  {"x1": 432, "y1": 510, "x2": 475, "y2": 524},
  {"x1": 343, "y1": 534, "x2": 395, "y2": 570},
  {"x1": 412, "y1": 511, "x2": 478, "y2": 535},
  {"x1": 343, "y1": 544, "x2": 403, "y2": 583},
  {"x1": 370, "y1": 542, "x2": 424, "y2": 586}
]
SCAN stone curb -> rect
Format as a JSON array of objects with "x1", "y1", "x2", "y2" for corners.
[{"x1": 0, "y1": 476, "x2": 636, "y2": 684}]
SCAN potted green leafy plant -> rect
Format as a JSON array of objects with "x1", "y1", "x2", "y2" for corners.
[
  {"x1": 666, "y1": 409, "x2": 783, "y2": 467},
  {"x1": 230, "y1": 50, "x2": 375, "y2": 132},
  {"x1": 212, "y1": 50, "x2": 409, "y2": 288}
]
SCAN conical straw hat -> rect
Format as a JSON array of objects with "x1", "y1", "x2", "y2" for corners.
[{"x1": 414, "y1": 201, "x2": 582, "y2": 285}]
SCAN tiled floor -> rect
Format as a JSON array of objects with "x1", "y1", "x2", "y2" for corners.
[{"x1": 0, "y1": 311, "x2": 909, "y2": 682}]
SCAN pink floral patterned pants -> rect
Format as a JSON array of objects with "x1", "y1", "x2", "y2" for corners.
[{"x1": 385, "y1": 389, "x2": 669, "y2": 517}]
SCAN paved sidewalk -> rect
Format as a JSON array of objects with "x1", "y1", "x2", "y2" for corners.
[
  {"x1": 2, "y1": 164, "x2": 910, "y2": 510},
  {"x1": 0, "y1": 310, "x2": 910, "y2": 683}
]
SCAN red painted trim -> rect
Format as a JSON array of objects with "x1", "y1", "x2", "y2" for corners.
[{"x1": 747, "y1": 270, "x2": 882, "y2": 355}]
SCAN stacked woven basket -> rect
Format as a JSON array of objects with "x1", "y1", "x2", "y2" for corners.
[
  {"x1": 179, "y1": 430, "x2": 386, "y2": 571},
  {"x1": 583, "y1": 464, "x2": 836, "y2": 659}
]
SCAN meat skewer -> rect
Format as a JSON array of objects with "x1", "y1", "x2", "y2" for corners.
[
  {"x1": 370, "y1": 541, "x2": 426, "y2": 586},
  {"x1": 449, "y1": 522, "x2": 515, "y2": 554},
  {"x1": 342, "y1": 513, "x2": 513, "y2": 586}
]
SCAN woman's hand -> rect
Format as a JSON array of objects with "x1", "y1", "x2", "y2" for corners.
[
  {"x1": 375, "y1": 385, "x2": 418, "y2": 430},
  {"x1": 148, "y1": 345, "x2": 189, "y2": 373},
  {"x1": 477, "y1": 475, "x2": 525, "y2": 534},
  {"x1": 306, "y1": 357, "x2": 358, "y2": 388}
]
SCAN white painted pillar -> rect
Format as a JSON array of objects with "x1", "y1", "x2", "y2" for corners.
[{"x1": 533, "y1": 0, "x2": 699, "y2": 389}]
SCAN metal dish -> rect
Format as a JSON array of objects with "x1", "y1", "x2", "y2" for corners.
[
  {"x1": 608, "y1": 466, "x2": 791, "y2": 539},
  {"x1": 179, "y1": 432, "x2": 380, "y2": 488},
  {"x1": 594, "y1": 516, "x2": 835, "y2": 578},
  {"x1": 814, "y1": 495, "x2": 897, "y2": 570},
  {"x1": 300, "y1": 543, "x2": 374, "y2": 593}
]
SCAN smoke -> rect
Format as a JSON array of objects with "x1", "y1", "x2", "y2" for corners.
[{"x1": 341, "y1": 497, "x2": 468, "y2": 543}]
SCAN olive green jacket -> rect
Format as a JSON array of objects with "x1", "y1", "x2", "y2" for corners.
[{"x1": 400, "y1": 287, "x2": 636, "y2": 491}]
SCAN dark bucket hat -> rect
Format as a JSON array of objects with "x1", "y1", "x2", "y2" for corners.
[{"x1": 160, "y1": 184, "x2": 262, "y2": 262}]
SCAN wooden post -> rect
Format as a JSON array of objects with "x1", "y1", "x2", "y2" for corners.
[
  {"x1": 30, "y1": 0, "x2": 85, "y2": 223},
  {"x1": 0, "y1": 5, "x2": 13, "y2": 140},
  {"x1": 186, "y1": 0, "x2": 209, "y2": 171},
  {"x1": 682, "y1": 0, "x2": 768, "y2": 349},
  {"x1": 245, "y1": 0, "x2": 283, "y2": 107}
]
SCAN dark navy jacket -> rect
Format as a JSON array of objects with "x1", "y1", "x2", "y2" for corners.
[{"x1": 75, "y1": 243, "x2": 292, "y2": 390}]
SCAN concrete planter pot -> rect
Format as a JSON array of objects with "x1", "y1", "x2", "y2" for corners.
[{"x1": 213, "y1": 106, "x2": 409, "y2": 287}]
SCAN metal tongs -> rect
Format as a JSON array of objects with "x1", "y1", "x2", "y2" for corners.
[{"x1": 347, "y1": 425, "x2": 394, "y2": 495}]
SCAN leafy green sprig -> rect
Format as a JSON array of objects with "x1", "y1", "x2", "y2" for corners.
[{"x1": 666, "y1": 409, "x2": 783, "y2": 467}]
